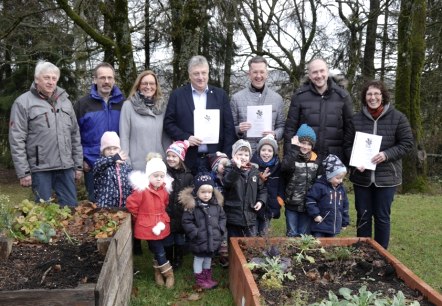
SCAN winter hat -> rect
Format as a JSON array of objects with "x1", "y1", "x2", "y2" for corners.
[
  {"x1": 100, "y1": 131, "x2": 120, "y2": 152},
  {"x1": 166, "y1": 140, "x2": 190, "y2": 161},
  {"x1": 323, "y1": 154, "x2": 347, "y2": 180},
  {"x1": 208, "y1": 151, "x2": 229, "y2": 172},
  {"x1": 296, "y1": 124, "x2": 316, "y2": 146},
  {"x1": 232, "y1": 139, "x2": 252, "y2": 156},
  {"x1": 257, "y1": 134, "x2": 278, "y2": 154},
  {"x1": 145, "y1": 157, "x2": 167, "y2": 178},
  {"x1": 193, "y1": 172, "x2": 215, "y2": 194}
]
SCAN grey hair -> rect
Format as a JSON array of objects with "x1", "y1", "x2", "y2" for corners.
[
  {"x1": 188, "y1": 55, "x2": 209, "y2": 72},
  {"x1": 248, "y1": 56, "x2": 268, "y2": 68},
  {"x1": 34, "y1": 60, "x2": 60, "y2": 79},
  {"x1": 307, "y1": 58, "x2": 328, "y2": 72}
]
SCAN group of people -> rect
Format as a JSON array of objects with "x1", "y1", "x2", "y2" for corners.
[{"x1": 9, "y1": 55, "x2": 413, "y2": 289}]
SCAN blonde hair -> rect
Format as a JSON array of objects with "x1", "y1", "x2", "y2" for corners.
[
  {"x1": 146, "y1": 152, "x2": 162, "y2": 162},
  {"x1": 128, "y1": 70, "x2": 165, "y2": 111}
]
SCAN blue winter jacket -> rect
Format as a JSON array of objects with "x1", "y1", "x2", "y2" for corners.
[
  {"x1": 74, "y1": 85, "x2": 125, "y2": 167},
  {"x1": 306, "y1": 176, "x2": 350, "y2": 235}
]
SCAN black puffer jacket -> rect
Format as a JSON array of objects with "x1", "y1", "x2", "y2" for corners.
[
  {"x1": 343, "y1": 104, "x2": 413, "y2": 187},
  {"x1": 222, "y1": 164, "x2": 267, "y2": 227},
  {"x1": 180, "y1": 187, "x2": 226, "y2": 256},
  {"x1": 166, "y1": 166, "x2": 193, "y2": 233},
  {"x1": 284, "y1": 78, "x2": 353, "y2": 163},
  {"x1": 281, "y1": 147, "x2": 319, "y2": 212}
]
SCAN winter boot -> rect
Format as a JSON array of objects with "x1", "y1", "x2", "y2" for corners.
[
  {"x1": 164, "y1": 245, "x2": 174, "y2": 265},
  {"x1": 203, "y1": 268, "x2": 218, "y2": 288},
  {"x1": 152, "y1": 260, "x2": 165, "y2": 286},
  {"x1": 194, "y1": 272, "x2": 213, "y2": 289},
  {"x1": 173, "y1": 245, "x2": 184, "y2": 270},
  {"x1": 159, "y1": 261, "x2": 174, "y2": 288}
]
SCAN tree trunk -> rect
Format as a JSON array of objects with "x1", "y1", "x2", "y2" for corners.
[{"x1": 362, "y1": 0, "x2": 380, "y2": 80}]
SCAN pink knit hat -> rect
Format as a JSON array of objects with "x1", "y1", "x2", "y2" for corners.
[
  {"x1": 100, "y1": 131, "x2": 120, "y2": 152},
  {"x1": 166, "y1": 140, "x2": 190, "y2": 161}
]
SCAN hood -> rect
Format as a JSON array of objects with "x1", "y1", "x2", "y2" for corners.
[
  {"x1": 129, "y1": 170, "x2": 172, "y2": 193},
  {"x1": 178, "y1": 186, "x2": 224, "y2": 211}
]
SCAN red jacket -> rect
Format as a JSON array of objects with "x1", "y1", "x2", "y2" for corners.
[{"x1": 126, "y1": 182, "x2": 170, "y2": 240}]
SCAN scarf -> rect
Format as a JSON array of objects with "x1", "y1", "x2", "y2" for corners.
[
  {"x1": 368, "y1": 104, "x2": 384, "y2": 119},
  {"x1": 130, "y1": 91, "x2": 162, "y2": 116}
]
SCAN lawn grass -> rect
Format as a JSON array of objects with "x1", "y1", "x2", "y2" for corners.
[{"x1": 1, "y1": 183, "x2": 441, "y2": 304}]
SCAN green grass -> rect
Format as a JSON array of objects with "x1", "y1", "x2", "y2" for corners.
[{"x1": 1, "y1": 184, "x2": 441, "y2": 304}]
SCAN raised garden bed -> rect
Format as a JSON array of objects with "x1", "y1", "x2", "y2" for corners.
[
  {"x1": 0, "y1": 207, "x2": 133, "y2": 306},
  {"x1": 229, "y1": 237, "x2": 442, "y2": 306}
]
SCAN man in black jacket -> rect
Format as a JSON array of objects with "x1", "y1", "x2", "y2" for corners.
[{"x1": 283, "y1": 59, "x2": 353, "y2": 165}]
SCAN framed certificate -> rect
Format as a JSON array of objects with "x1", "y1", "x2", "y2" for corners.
[{"x1": 349, "y1": 131, "x2": 382, "y2": 170}]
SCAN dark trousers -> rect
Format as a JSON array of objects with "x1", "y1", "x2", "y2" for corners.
[
  {"x1": 354, "y1": 184, "x2": 396, "y2": 249},
  {"x1": 147, "y1": 239, "x2": 168, "y2": 265},
  {"x1": 227, "y1": 224, "x2": 257, "y2": 238}
]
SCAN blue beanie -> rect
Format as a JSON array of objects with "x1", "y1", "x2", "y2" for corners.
[
  {"x1": 323, "y1": 154, "x2": 347, "y2": 180},
  {"x1": 296, "y1": 124, "x2": 316, "y2": 146}
]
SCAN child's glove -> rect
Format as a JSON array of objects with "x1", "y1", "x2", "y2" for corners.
[
  {"x1": 277, "y1": 196, "x2": 284, "y2": 207},
  {"x1": 152, "y1": 222, "x2": 165, "y2": 236}
]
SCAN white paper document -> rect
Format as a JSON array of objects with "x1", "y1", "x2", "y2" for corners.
[
  {"x1": 349, "y1": 131, "x2": 383, "y2": 170},
  {"x1": 246, "y1": 105, "x2": 272, "y2": 137},
  {"x1": 194, "y1": 109, "x2": 220, "y2": 144}
]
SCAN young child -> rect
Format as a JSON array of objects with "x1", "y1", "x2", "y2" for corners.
[
  {"x1": 93, "y1": 131, "x2": 132, "y2": 208},
  {"x1": 251, "y1": 134, "x2": 284, "y2": 236},
  {"x1": 126, "y1": 153, "x2": 174, "y2": 288},
  {"x1": 207, "y1": 151, "x2": 231, "y2": 267},
  {"x1": 164, "y1": 140, "x2": 193, "y2": 270},
  {"x1": 306, "y1": 154, "x2": 350, "y2": 237},
  {"x1": 180, "y1": 172, "x2": 226, "y2": 289},
  {"x1": 281, "y1": 124, "x2": 319, "y2": 237},
  {"x1": 223, "y1": 139, "x2": 267, "y2": 238}
]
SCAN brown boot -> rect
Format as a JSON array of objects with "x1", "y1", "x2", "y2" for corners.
[
  {"x1": 159, "y1": 261, "x2": 174, "y2": 288},
  {"x1": 152, "y1": 260, "x2": 165, "y2": 286}
]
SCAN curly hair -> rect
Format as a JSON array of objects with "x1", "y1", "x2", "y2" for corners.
[{"x1": 360, "y1": 80, "x2": 390, "y2": 106}]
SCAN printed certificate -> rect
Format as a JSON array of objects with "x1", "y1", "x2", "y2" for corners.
[
  {"x1": 194, "y1": 109, "x2": 220, "y2": 144},
  {"x1": 246, "y1": 105, "x2": 272, "y2": 137},
  {"x1": 349, "y1": 131, "x2": 382, "y2": 170}
]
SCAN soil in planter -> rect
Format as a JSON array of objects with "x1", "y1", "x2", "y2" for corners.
[
  {"x1": 0, "y1": 237, "x2": 105, "y2": 291},
  {"x1": 240, "y1": 239, "x2": 434, "y2": 305}
]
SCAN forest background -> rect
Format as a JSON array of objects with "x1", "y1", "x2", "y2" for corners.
[{"x1": 0, "y1": 0, "x2": 440, "y2": 193}]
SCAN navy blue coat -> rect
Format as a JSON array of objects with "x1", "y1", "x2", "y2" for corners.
[
  {"x1": 163, "y1": 84, "x2": 237, "y2": 172},
  {"x1": 306, "y1": 176, "x2": 350, "y2": 235}
]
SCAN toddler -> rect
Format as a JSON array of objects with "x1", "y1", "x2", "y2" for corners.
[{"x1": 93, "y1": 131, "x2": 132, "y2": 208}]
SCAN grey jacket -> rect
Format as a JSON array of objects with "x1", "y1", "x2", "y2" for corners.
[
  {"x1": 119, "y1": 93, "x2": 171, "y2": 171},
  {"x1": 9, "y1": 83, "x2": 83, "y2": 178},
  {"x1": 231, "y1": 84, "x2": 285, "y2": 153}
]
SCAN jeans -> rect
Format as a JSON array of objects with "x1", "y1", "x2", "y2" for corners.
[
  {"x1": 257, "y1": 217, "x2": 270, "y2": 236},
  {"x1": 31, "y1": 169, "x2": 77, "y2": 206},
  {"x1": 227, "y1": 224, "x2": 257, "y2": 238},
  {"x1": 147, "y1": 239, "x2": 168, "y2": 265},
  {"x1": 84, "y1": 170, "x2": 96, "y2": 202},
  {"x1": 285, "y1": 209, "x2": 311, "y2": 237},
  {"x1": 163, "y1": 233, "x2": 186, "y2": 247},
  {"x1": 354, "y1": 184, "x2": 396, "y2": 249}
]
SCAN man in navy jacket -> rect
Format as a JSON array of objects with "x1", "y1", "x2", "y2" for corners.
[{"x1": 164, "y1": 55, "x2": 236, "y2": 174}]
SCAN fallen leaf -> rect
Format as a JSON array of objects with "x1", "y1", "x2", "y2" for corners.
[{"x1": 187, "y1": 293, "x2": 201, "y2": 301}]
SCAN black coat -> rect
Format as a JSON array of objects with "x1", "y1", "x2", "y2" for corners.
[
  {"x1": 180, "y1": 187, "x2": 226, "y2": 256},
  {"x1": 222, "y1": 164, "x2": 267, "y2": 227},
  {"x1": 283, "y1": 78, "x2": 353, "y2": 164},
  {"x1": 166, "y1": 166, "x2": 193, "y2": 233},
  {"x1": 343, "y1": 104, "x2": 413, "y2": 187}
]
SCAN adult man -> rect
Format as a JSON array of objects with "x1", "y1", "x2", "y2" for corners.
[
  {"x1": 231, "y1": 56, "x2": 285, "y2": 153},
  {"x1": 74, "y1": 63, "x2": 125, "y2": 202},
  {"x1": 9, "y1": 60, "x2": 83, "y2": 205},
  {"x1": 164, "y1": 55, "x2": 236, "y2": 174},
  {"x1": 283, "y1": 58, "x2": 353, "y2": 164}
]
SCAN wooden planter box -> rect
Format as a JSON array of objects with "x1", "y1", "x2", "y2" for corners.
[
  {"x1": 0, "y1": 215, "x2": 133, "y2": 306},
  {"x1": 229, "y1": 237, "x2": 442, "y2": 306}
]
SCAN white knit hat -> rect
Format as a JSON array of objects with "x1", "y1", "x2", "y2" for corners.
[
  {"x1": 100, "y1": 131, "x2": 120, "y2": 152},
  {"x1": 145, "y1": 157, "x2": 167, "y2": 178}
]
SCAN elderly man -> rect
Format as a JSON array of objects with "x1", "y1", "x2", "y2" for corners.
[
  {"x1": 230, "y1": 56, "x2": 285, "y2": 153},
  {"x1": 9, "y1": 60, "x2": 83, "y2": 206},
  {"x1": 74, "y1": 63, "x2": 125, "y2": 202},
  {"x1": 164, "y1": 55, "x2": 236, "y2": 174},
  {"x1": 283, "y1": 58, "x2": 353, "y2": 164}
]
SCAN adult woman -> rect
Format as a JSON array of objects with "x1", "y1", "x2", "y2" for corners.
[
  {"x1": 344, "y1": 80, "x2": 413, "y2": 249},
  {"x1": 120, "y1": 70, "x2": 171, "y2": 171}
]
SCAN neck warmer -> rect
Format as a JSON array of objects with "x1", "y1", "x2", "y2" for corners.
[{"x1": 368, "y1": 104, "x2": 384, "y2": 119}]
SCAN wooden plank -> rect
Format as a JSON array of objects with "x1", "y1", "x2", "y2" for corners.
[
  {"x1": 113, "y1": 216, "x2": 132, "y2": 257},
  {"x1": 0, "y1": 237, "x2": 13, "y2": 260},
  {"x1": 95, "y1": 239, "x2": 118, "y2": 306}
]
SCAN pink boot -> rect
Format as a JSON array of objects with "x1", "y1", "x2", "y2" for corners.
[
  {"x1": 195, "y1": 272, "x2": 214, "y2": 289},
  {"x1": 203, "y1": 269, "x2": 218, "y2": 288}
]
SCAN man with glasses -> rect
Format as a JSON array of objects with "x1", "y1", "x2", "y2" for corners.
[
  {"x1": 74, "y1": 62, "x2": 125, "y2": 202},
  {"x1": 164, "y1": 55, "x2": 236, "y2": 174},
  {"x1": 283, "y1": 58, "x2": 353, "y2": 165}
]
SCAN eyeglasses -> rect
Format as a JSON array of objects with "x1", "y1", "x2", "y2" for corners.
[
  {"x1": 366, "y1": 92, "x2": 382, "y2": 97},
  {"x1": 140, "y1": 82, "x2": 156, "y2": 87}
]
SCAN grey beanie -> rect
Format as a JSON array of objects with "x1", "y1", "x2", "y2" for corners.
[
  {"x1": 232, "y1": 139, "x2": 252, "y2": 156},
  {"x1": 257, "y1": 134, "x2": 278, "y2": 154},
  {"x1": 323, "y1": 154, "x2": 347, "y2": 180}
]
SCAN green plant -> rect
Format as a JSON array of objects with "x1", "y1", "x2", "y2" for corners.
[
  {"x1": 324, "y1": 246, "x2": 356, "y2": 261},
  {"x1": 292, "y1": 234, "x2": 325, "y2": 264},
  {"x1": 33, "y1": 222, "x2": 56, "y2": 243},
  {"x1": 246, "y1": 256, "x2": 294, "y2": 290},
  {"x1": 0, "y1": 194, "x2": 17, "y2": 238},
  {"x1": 311, "y1": 286, "x2": 421, "y2": 306}
]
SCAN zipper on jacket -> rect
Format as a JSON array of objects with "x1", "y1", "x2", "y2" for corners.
[
  {"x1": 44, "y1": 112, "x2": 50, "y2": 128},
  {"x1": 36, "y1": 146, "x2": 39, "y2": 166}
]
